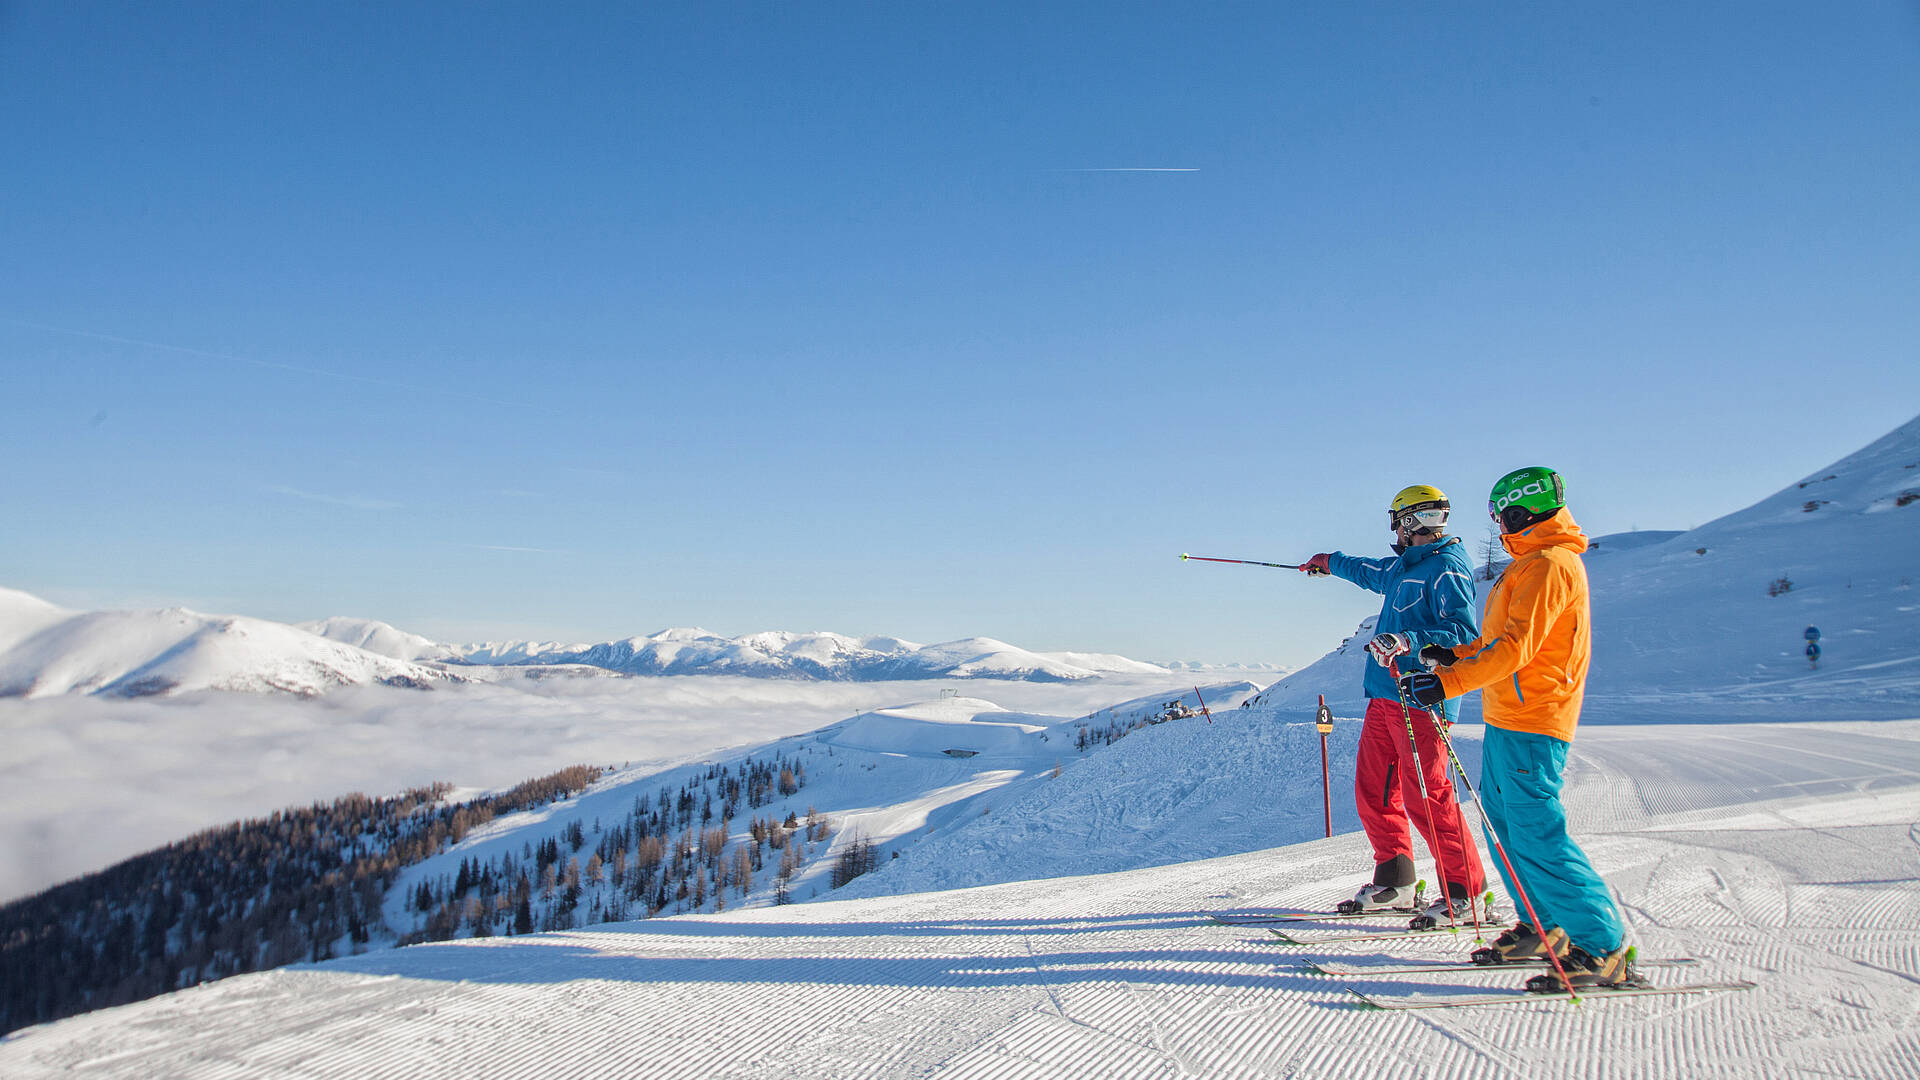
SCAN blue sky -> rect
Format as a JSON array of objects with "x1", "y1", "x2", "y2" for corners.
[{"x1": 4, "y1": 3, "x2": 1917, "y2": 667}]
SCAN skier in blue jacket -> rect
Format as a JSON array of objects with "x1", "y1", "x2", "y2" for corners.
[{"x1": 1302, "y1": 484, "x2": 1486, "y2": 921}]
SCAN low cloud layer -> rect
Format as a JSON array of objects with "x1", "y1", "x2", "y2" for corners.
[{"x1": 0, "y1": 673, "x2": 1194, "y2": 903}]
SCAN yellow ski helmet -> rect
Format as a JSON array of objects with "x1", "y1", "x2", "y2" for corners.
[{"x1": 1388, "y1": 484, "x2": 1450, "y2": 535}]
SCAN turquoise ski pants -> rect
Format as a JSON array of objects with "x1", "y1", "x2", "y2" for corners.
[{"x1": 1479, "y1": 725, "x2": 1623, "y2": 955}]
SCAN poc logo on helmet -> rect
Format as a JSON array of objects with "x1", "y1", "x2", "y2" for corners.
[{"x1": 1492, "y1": 480, "x2": 1550, "y2": 513}]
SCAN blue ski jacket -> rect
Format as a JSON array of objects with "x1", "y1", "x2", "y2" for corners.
[{"x1": 1327, "y1": 537, "x2": 1480, "y2": 719}]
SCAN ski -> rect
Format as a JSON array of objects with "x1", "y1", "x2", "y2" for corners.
[
  {"x1": 1267, "y1": 924, "x2": 1487, "y2": 946},
  {"x1": 1308, "y1": 956, "x2": 1698, "y2": 978},
  {"x1": 1208, "y1": 909, "x2": 1416, "y2": 926},
  {"x1": 1347, "y1": 979, "x2": 1756, "y2": 1011}
]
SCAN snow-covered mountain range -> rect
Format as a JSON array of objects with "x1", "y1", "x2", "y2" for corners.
[
  {"x1": 0, "y1": 596, "x2": 1170, "y2": 699},
  {"x1": 416, "y1": 626, "x2": 1172, "y2": 682}
]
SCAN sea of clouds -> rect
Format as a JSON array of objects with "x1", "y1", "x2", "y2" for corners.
[{"x1": 0, "y1": 673, "x2": 1200, "y2": 904}]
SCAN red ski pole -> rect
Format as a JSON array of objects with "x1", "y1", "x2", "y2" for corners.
[{"x1": 1191, "y1": 686, "x2": 1213, "y2": 725}]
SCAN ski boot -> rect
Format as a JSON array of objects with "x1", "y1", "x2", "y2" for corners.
[
  {"x1": 1524, "y1": 944, "x2": 1651, "y2": 993},
  {"x1": 1336, "y1": 856, "x2": 1421, "y2": 915},
  {"x1": 1471, "y1": 921, "x2": 1569, "y2": 965},
  {"x1": 1409, "y1": 889, "x2": 1497, "y2": 931},
  {"x1": 1335, "y1": 881, "x2": 1423, "y2": 916}
]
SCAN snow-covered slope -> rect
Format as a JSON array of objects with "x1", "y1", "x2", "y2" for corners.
[
  {"x1": 819, "y1": 697, "x2": 1055, "y2": 757},
  {"x1": 1584, "y1": 528, "x2": 1683, "y2": 556},
  {"x1": 832, "y1": 687, "x2": 1355, "y2": 899},
  {"x1": 1029, "y1": 649, "x2": 1171, "y2": 676},
  {"x1": 1587, "y1": 414, "x2": 1920, "y2": 719},
  {"x1": 362, "y1": 680, "x2": 1264, "y2": 939},
  {"x1": 0, "y1": 600, "x2": 455, "y2": 698},
  {"x1": 0, "y1": 588, "x2": 71, "y2": 655},
  {"x1": 7, "y1": 713, "x2": 1916, "y2": 1079},
  {"x1": 296, "y1": 616, "x2": 461, "y2": 662},
  {"x1": 1255, "y1": 413, "x2": 1920, "y2": 721}
]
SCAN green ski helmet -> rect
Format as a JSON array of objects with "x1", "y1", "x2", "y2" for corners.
[{"x1": 1488, "y1": 466, "x2": 1566, "y2": 533}]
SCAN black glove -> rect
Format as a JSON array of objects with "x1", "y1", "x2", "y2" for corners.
[
  {"x1": 1398, "y1": 671, "x2": 1448, "y2": 708},
  {"x1": 1418, "y1": 644, "x2": 1457, "y2": 670}
]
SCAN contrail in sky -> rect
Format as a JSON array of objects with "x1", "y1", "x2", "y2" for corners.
[
  {"x1": 267, "y1": 485, "x2": 404, "y2": 511},
  {"x1": 3, "y1": 318, "x2": 552, "y2": 413},
  {"x1": 1057, "y1": 168, "x2": 1199, "y2": 172}
]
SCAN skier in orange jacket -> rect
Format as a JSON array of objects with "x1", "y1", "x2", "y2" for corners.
[{"x1": 1397, "y1": 466, "x2": 1639, "y2": 992}]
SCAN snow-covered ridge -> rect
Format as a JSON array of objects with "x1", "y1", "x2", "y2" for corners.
[
  {"x1": 0, "y1": 604, "x2": 454, "y2": 699},
  {"x1": 293, "y1": 616, "x2": 461, "y2": 662},
  {"x1": 0, "y1": 588, "x2": 70, "y2": 655}
]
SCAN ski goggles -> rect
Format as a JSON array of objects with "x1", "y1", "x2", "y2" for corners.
[{"x1": 1390, "y1": 504, "x2": 1449, "y2": 533}]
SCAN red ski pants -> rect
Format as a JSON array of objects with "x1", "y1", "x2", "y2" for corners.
[{"x1": 1355, "y1": 698, "x2": 1485, "y2": 894}]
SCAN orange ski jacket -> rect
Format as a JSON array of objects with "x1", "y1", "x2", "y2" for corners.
[{"x1": 1435, "y1": 509, "x2": 1591, "y2": 742}]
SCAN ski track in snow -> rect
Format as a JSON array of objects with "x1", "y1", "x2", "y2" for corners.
[{"x1": 5, "y1": 719, "x2": 1920, "y2": 1079}]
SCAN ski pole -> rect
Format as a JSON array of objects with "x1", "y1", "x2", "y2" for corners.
[
  {"x1": 1438, "y1": 747, "x2": 1489, "y2": 942},
  {"x1": 1389, "y1": 655, "x2": 1490, "y2": 941},
  {"x1": 1415, "y1": 688, "x2": 1583, "y2": 1000},
  {"x1": 1179, "y1": 553, "x2": 1307, "y2": 570},
  {"x1": 1386, "y1": 657, "x2": 1459, "y2": 933},
  {"x1": 1191, "y1": 685, "x2": 1213, "y2": 725}
]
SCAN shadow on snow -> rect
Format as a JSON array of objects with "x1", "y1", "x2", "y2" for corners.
[{"x1": 314, "y1": 910, "x2": 1356, "y2": 998}]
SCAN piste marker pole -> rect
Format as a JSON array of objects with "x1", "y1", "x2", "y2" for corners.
[
  {"x1": 1192, "y1": 685, "x2": 1213, "y2": 725},
  {"x1": 1315, "y1": 694, "x2": 1333, "y2": 838}
]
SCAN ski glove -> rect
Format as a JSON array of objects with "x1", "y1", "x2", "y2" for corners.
[
  {"x1": 1365, "y1": 632, "x2": 1411, "y2": 666},
  {"x1": 1418, "y1": 644, "x2": 1458, "y2": 670},
  {"x1": 1397, "y1": 671, "x2": 1448, "y2": 709},
  {"x1": 1302, "y1": 554, "x2": 1331, "y2": 577}
]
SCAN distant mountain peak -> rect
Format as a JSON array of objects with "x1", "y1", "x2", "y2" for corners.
[{"x1": 1, "y1": 599, "x2": 456, "y2": 699}]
